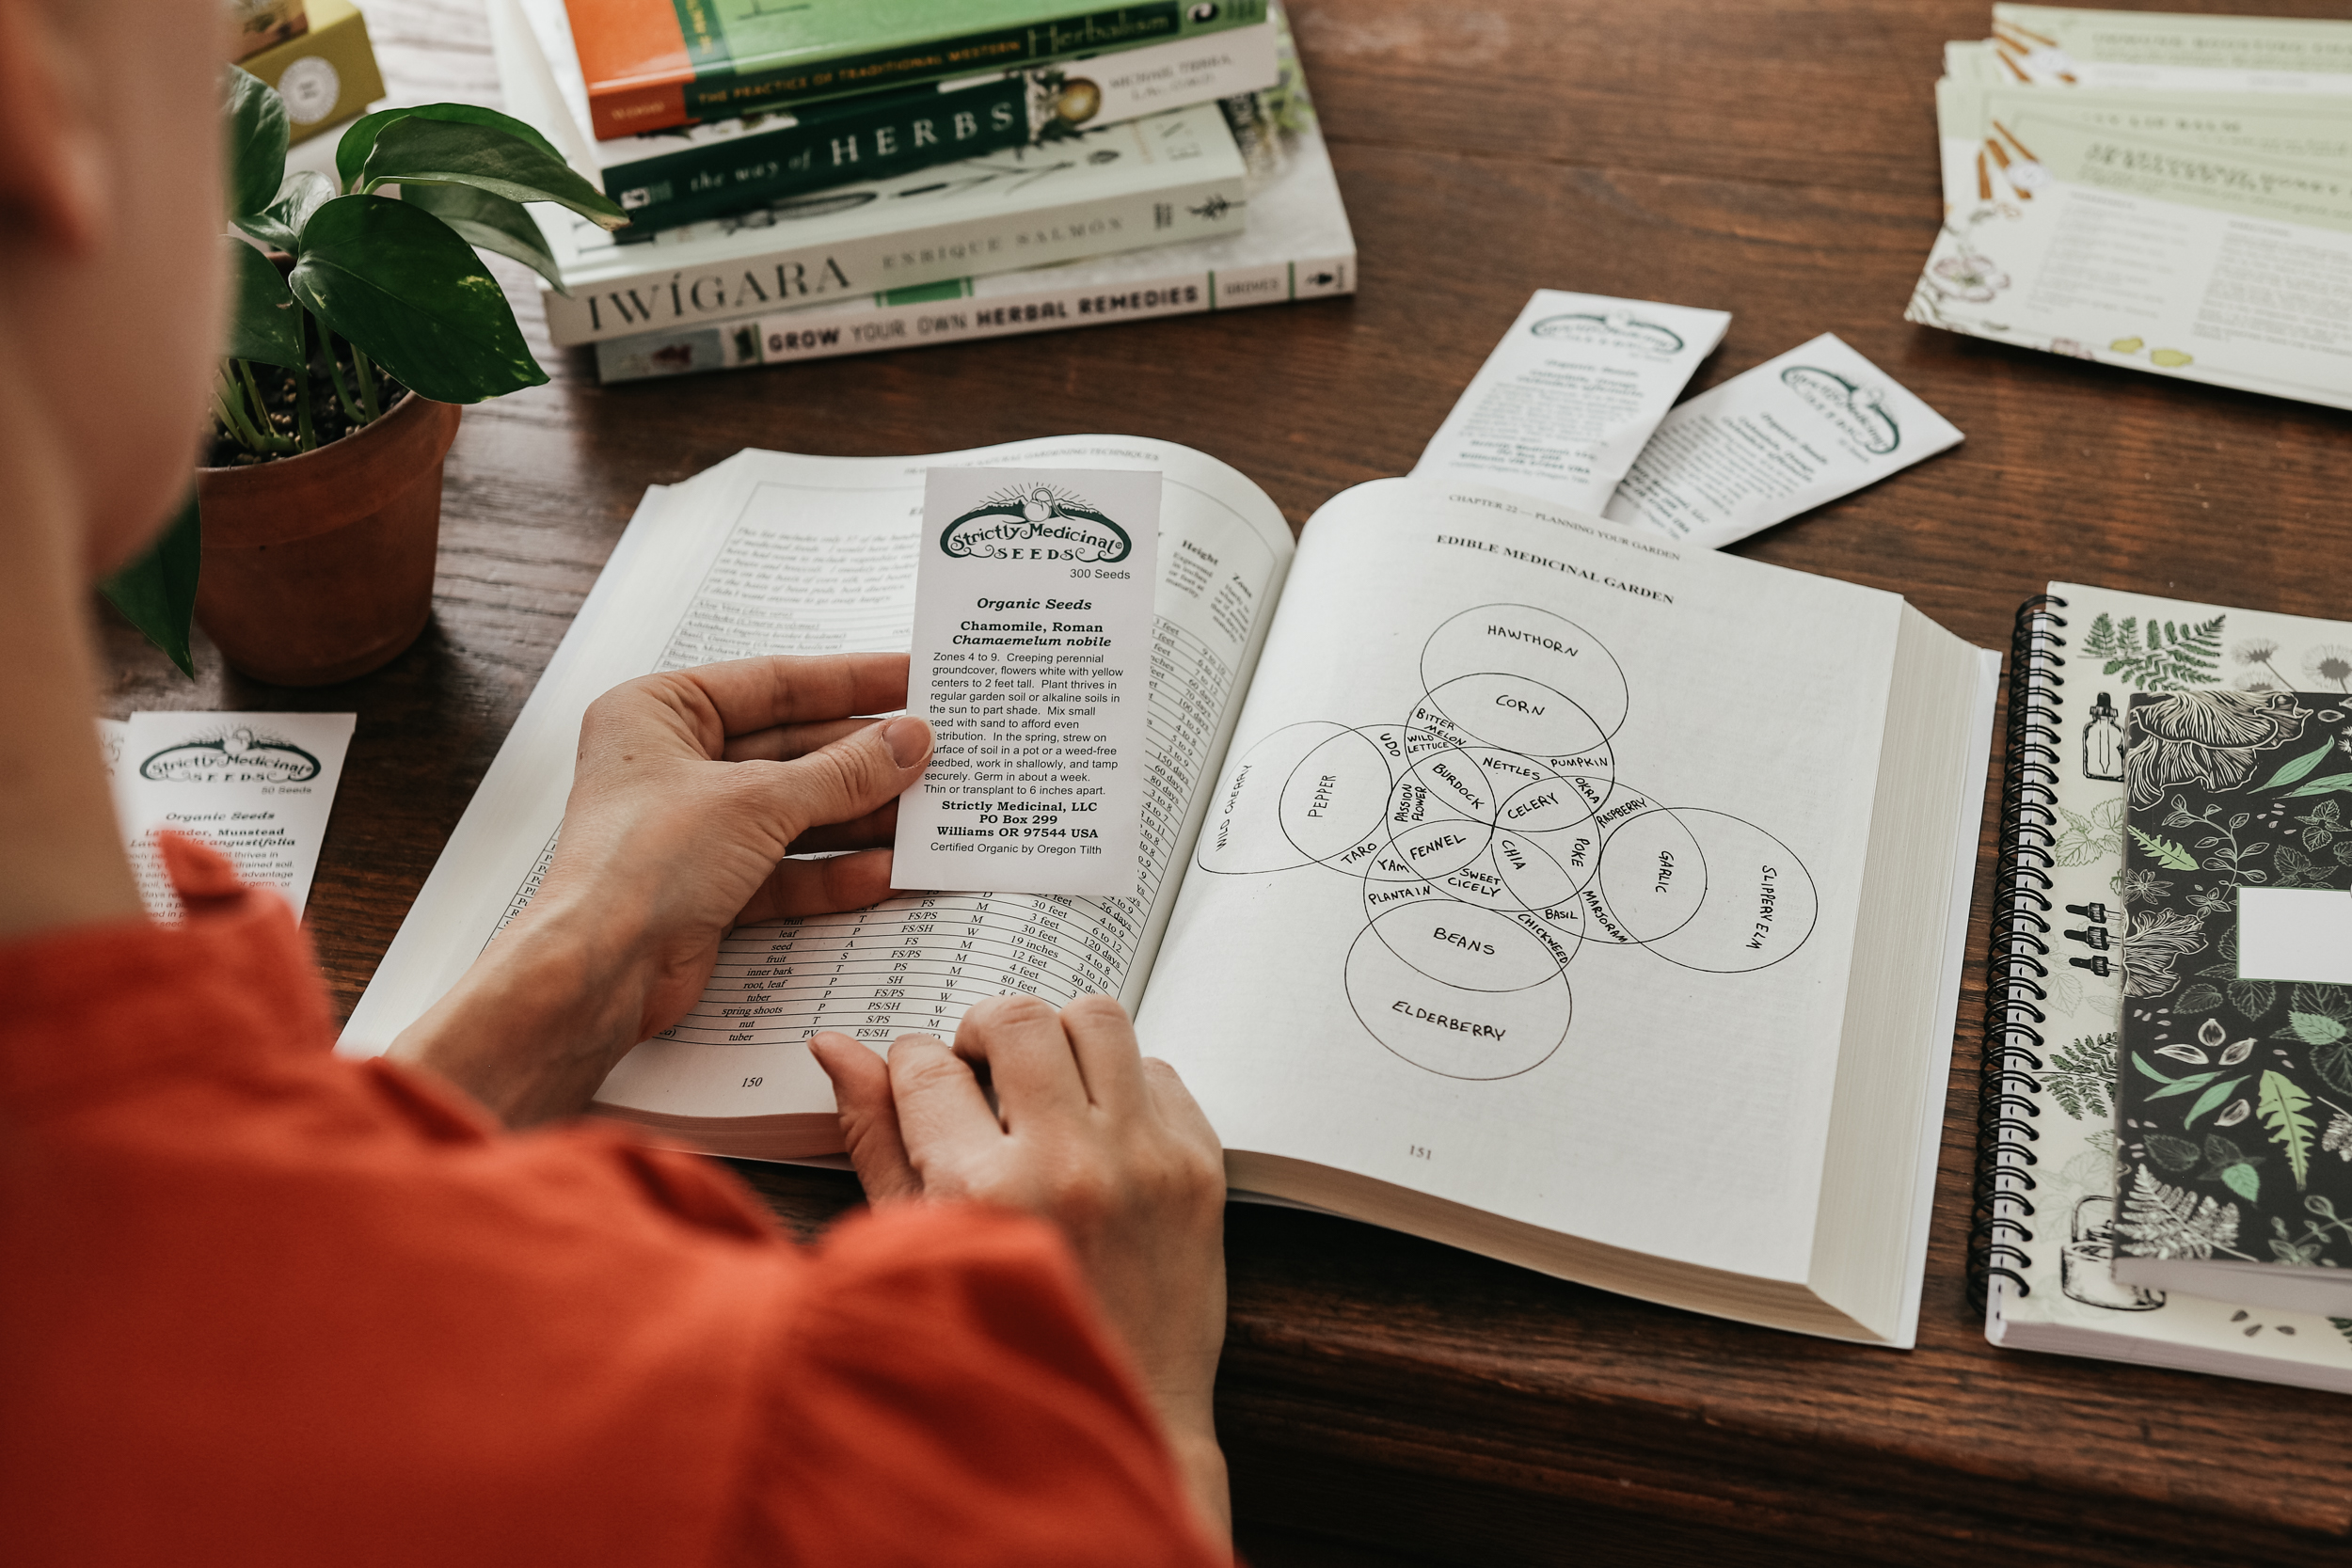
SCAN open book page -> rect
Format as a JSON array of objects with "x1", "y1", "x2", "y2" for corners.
[
  {"x1": 340, "y1": 438, "x2": 1293, "y2": 1132},
  {"x1": 1136, "y1": 480, "x2": 1909, "y2": 1294}
]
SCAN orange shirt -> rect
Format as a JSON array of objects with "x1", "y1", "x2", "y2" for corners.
[{"x1": 0, "y1": 839, "x2": 1223, "y2": 1566}]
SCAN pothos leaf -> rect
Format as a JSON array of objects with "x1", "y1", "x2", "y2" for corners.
[
  {"x1": 2130, "y1": 825, "x2": 2201, "y2": 871},
  {"x1": 2258, "y1": 738, "x2": 2337, "y2": 793},
  {"x1": 2258, "y1": 1069, "x2": 2316, "y2": 1190},
  {"x1": 222, "y1": 66, "x2": 289, "y2": 226},
  {"x1": 99, "y1": 491, "x2": 201, "y2": 678}
]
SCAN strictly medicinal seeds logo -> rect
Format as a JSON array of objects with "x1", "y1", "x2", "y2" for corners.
[
  {"x1": 1779, "y1": 365, "x2": 1900, "y2": 454},
  {"x1": 1528, "y1": 309, "x2": 1686, "y2": 355},
  {"x1": 139, "y1": 725, "x2": 321, "y2": 784},
  {"x1": 940, "y1": 483, "x2": 1134, "y2": 563}
]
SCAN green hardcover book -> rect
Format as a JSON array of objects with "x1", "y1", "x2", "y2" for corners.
[{"x1": 565, "y1": 0, "x2": 1268, "y2": 138}]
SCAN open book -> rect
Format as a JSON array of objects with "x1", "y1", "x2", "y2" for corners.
[{"x1": 342, "y1": 437, "x2": 1998, "y2": 1346}]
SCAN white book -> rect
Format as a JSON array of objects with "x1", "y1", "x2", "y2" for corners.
[
  {"x1": 342, "y1": 438, "x2": 1998, "y2": 1348},
  {"x1": 487, "y1": 0, "x2": 1251, "y2": 348}
]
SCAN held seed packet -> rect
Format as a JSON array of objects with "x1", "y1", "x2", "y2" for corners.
[{"x1": 894, "y1": 467, "x2": 1159, "y2": 897}]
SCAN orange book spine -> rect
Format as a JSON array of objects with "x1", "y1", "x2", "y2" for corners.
[
  {"x1": 589, "y1": 79, "x2": 691, "y2": 138},
  {"x1": 567, "y1": 0, "x2": 694, "y2": 135}
]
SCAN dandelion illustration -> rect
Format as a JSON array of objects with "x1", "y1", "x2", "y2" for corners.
[
  {"x1": 2233, "y1": 673, "x2": 2280, "y2": 693},
  {"x1": 2303, "y1": 644, "x2": 2352, "y2": 692},
  {"x1": 1931, "y1": 252, "x2": 2010, "y2": 303},
  {"x1": 2230, "y1": 637, "x2": 2293, "y2": 689}
]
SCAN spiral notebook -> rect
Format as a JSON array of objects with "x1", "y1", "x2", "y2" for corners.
[{"x1": 1976, "y1": 582, "x2": 2352, "y2": 1391}]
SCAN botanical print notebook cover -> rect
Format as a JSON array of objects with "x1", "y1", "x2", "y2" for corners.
[
  {"x1": 1986, "y1": 583, "x2": 2352, "y2": 1384},
  {"x1": 2113, "y1": 689, "x2": 2352, "y2": 1274}
]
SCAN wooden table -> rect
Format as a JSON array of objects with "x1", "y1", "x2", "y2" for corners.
[{"x1": 108, "y1": 1, "x2": 2352, "y2": 1561}]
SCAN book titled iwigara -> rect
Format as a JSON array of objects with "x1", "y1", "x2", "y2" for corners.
[{"x1": 565, "y1": 0, "x2": 1269, "y2": 137}]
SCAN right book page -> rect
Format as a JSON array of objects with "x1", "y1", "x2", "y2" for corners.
[{"x1": 1138, "y1": 479, "x2": 1940, "y2": 1330}]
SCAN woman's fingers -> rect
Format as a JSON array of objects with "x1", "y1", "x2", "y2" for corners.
[
  {"x1": 952, "y1": 994, "x2": 1091, "y2": 1128},
  {"x1": 885, "y1": 1032, "x2": 1008, "y2": 1178},
  {"x1": 722, "y1": 716, "x2": 882, "y2": 765},
  {"x1": 1058, "y1": 993, "x2": 1148, "y2": 1114},
  {"x1": 785, "y1": 801, "x2": 898, "y2": 857},
  {"x1": 735, "y1": 848, "x2": 897, "y2": 926},
  {"x1": 811, "y1": 1032, "x2": 924, "y2": 1202},
  {"x1": 682, "y1": 653, "x2": 912, "y2": 739},
  {"x1": 750, "y1": 715, "x2": 932, "y2": 843}
]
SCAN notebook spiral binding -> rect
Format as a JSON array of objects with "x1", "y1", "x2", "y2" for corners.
[{"x1": 1967, "y1": 594, "x2": 2068, "y2": 1308}]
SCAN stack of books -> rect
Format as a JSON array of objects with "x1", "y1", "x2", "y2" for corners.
[
  {"x1": 480, "y1": 0, "x2": 1357, "y2": 383},
  {"x1": 1907, "y1": 4, "x2": 2352, "y2": 411}
]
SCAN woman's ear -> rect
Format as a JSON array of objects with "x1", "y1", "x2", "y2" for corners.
[{"x1": 0, "y1": 0, "x2": 112, "y2": 256}]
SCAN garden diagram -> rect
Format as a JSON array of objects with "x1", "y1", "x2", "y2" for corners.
[{"x1": 1197, "y1": 604, "x2": 1820, "y2": 1080}]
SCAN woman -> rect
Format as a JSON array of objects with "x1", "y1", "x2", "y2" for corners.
[{"x1": 0, "y1": 2, "x2": 1232, "y2": 1562}]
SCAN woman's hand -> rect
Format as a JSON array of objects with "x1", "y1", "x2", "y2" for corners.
[
  {"x1": 810, "y1": 998, "x2": 1231, "y2": 1545},
  {"x1": 397, "y1": 654, "x2": 930, "y2": 1127}
]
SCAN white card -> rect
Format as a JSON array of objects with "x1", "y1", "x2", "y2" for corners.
[
  {"x1": 2239, "y1": 886, "x2": 2352, "y2": 985},
  {"x1": 1411, "y1": 290, "x2": 1732, "y2": 511},
  {"x1": 119, "y1": 711, "x2": 357, "y2": 919},
  {"x1": 893, "y1": 467, "x2": 1160, "y2": 896},
  {"x1": 1602, "y1": 334, "x2": 1964, "y2": 549}
]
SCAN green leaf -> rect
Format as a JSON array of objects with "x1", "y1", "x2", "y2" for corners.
[
  {"x1": 2220, "y1": 1160, "x2": 2262, "y2": 1202},
  {"x1": 2145, "y1": 1132, "x2": 2201, "y2": 1171},
  {"x1": 289, "y1": 195, "x2": 547, "y2": 404},
  {"x1": 2173, "y1": 983, "x2": 2224, "y2": 1014},
  {"x1": 2185, "y1": 1074, "x2": 2248, "y2": 1126},
  {"x1": 401, "y1": 182, "x2": 570, "y2": 294},
  {"x1": 337, "y1": 102, "x2": 571, "y2": 196},
  {"x1": 2227, "y1": 978, "x2": 2279, "y2": 1018},
  {"x1": 2288, "y1": 1011, "x2": 2350, "y2": 1046},
  {"x1": 2130, "y1": 825, "x2": 2200, "y2": 871},
  {"x1": 2313, "y1": 1038, "x2": 2352, "y2": 1096},
  {"x1": 2141, "y1": 1062, "x2": 2222, "y2": 1098},
  {"x1": 2263, "y1": 739, "x2": 2340, "y2": 793},
  {"x1": 2258, "y1": 1069, "x2": 2316, "y2": 1190},
  {"x1": 2284, "y1": 771, "x2": 2352, "y2": 800},
  {"x1": 222, "y1": 239, "x2": 303, "y2": 369},
  {"x1": 241, "y1": 168, "x2": 337, "y2": 252},
  {"x1": 358, "y1": 116, "x2": 627, "y2": 230},
  {"x1": 100, "y1": 491, "x2": 201, "y2": 678},
  {"x1": 223, "y1": 66, "x2": 289, "y2": 226}
]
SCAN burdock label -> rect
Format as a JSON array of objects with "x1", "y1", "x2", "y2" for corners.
[{"x1": 894, "y1": 467, "x2": 1161, "y2": 897}]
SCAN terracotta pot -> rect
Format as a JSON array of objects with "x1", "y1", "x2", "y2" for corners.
[{"x1": 194, "y1": 391, "x2": 462, "y2": 686}]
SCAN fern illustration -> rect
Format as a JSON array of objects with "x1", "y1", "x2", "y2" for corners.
[
  {"x1": 2042, "y1": 1033, "x2": 2118, "y2": 1120},
  {"x1": 2079, "y1": 612, "x2": 2226, "y2": 692},
  {"x1": 2128, "y1": 825, "x2": 2199, "y2": 871},
  {"x1": 2115, "y1": 1164, "x2": 2241, "y2": 1259}
]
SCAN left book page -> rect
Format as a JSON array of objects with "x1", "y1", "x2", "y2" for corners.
[{"x1": 340, "y1": 437, "x2": 1294, "y2": 1154}]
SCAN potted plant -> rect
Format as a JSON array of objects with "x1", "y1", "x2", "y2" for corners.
[{"x1": 103, "y1": 69, "x2": 625, "y2": 686}]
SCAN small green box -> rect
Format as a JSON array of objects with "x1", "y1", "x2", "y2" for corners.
[{"x1": 239, "y1": 0, "x2": 386, "y2": 143}]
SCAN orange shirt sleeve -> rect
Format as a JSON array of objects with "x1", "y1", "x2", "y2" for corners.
[{"x1": 0, "y1": 838, "x2": 1224, "y2": 1568}]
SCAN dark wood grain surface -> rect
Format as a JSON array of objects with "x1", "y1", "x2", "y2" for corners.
[{"x1": 104, "y1": 2, "x2": 2352, "y2": 1562}]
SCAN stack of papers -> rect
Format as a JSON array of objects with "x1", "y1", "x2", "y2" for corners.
[{"x1": 1909, "y1": 5, "x2": 2352, "y2": 410}]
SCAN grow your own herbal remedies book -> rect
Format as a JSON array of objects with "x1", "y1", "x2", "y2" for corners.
[{"x1": 342, "y1": 436, "x2": 1998, "y2": 1347}]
